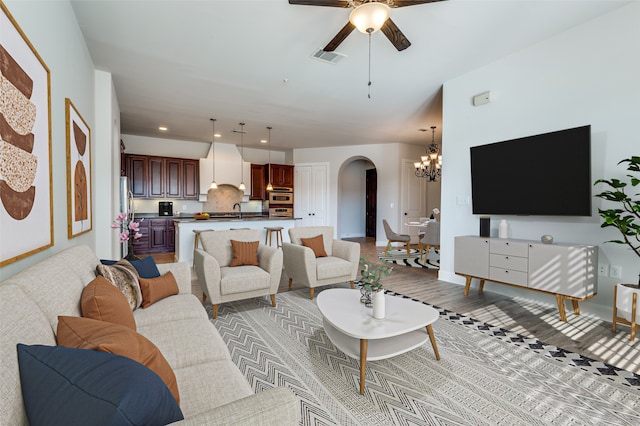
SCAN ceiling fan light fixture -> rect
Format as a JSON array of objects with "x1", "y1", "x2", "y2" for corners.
[{"x1": 349, "y1": 2, "x2": 390, "y2": 34}]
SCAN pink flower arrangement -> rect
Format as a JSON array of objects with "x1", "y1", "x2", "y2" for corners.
[{"x1": 111, "y1": 213, "x2": 143, "y2": 242}]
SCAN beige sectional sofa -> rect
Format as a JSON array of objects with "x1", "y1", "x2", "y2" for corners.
[{"x1": 0, "y1": 245, "x2": 298, "y2": 425}]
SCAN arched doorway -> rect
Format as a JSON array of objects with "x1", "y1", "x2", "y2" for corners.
[{"x1": 337, "y1": 157, "x2": 376, "y2": 240}]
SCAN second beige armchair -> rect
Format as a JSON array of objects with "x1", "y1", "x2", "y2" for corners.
[
  {"x1": 282, "y1": 226, "x2": 360, "y2": 299},
  {"x1": 194, "y1": 229, "x2": 283, "y2": 318}
]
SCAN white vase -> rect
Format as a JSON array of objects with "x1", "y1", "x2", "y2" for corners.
[
  {"x1": 499, "y1": 219, "x2": 509, "y2": 239},
  {"x1": 373, "y1": 290, "x2": 385, "y2": 319}
]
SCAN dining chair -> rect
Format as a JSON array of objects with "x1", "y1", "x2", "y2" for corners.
[{"x1": 382, "y1": 219, "x2": 411, "y2": 256}]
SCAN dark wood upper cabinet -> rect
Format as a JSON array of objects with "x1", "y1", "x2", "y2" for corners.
[
  {"x1": 250, "y1": 164, "x2": 267, "y2": 200},
  {"x1": 182, "y1": 160, "x2": 199, "y2": 199},
  {"x1": 268, "y1": 164, "x2": 294, "y2": 188},
  {"x1": 125, "y1": 154, "x2": 198, "y2": 200}
]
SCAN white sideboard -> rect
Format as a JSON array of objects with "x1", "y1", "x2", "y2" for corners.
[{"x1": 454, "y1": 236, "x2": 598, "y2": 321}]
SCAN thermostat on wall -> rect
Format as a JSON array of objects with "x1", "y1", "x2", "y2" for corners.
[{"x1": 473, "y1": 91, "x2": 491, "y2": 106}]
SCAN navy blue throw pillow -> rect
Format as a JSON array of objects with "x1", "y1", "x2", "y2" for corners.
[
  {"x1": 17, "y1": 344, "x2": 183, "y2": 426},
  {"x1": 100, "y1": 257, "x2": 160, "y2": 278}
]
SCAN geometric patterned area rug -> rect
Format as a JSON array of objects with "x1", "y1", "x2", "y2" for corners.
[
  {"x1": 379, "y1": 248, "x2": 439, "y2": 269},
  {"x1": 209, "y1": 286, "x2": 640, "y2": 425}
]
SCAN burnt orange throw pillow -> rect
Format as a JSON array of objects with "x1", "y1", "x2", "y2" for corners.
[
  {"x1": 81, "y1": 276, "x2": 137, "y2": 330},
  {"x1": 56, "y1": 316, "x2": 180, "y2": 405},
  {"x1": 139, "y1": 272, "x2": 179, "y2": 308},
  {"x1": 229, "y1": 240, "x2": 260, "y2": 267},
  {"x1": 301, "y1": 234, "x2": 327, "y2": 258}
]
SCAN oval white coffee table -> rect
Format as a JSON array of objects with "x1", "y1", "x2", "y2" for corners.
[{"x1": 316, "y1": 288, "x2": 440, "y2": 394}]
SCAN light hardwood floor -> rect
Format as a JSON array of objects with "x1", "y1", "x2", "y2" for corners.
[{"x1": 154, "y1": 238, "x2": 640, "y2": 375}]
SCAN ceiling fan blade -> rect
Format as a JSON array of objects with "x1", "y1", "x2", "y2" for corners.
[
  {"x1": 323, "y1": 21, "x2": 355, "y2": 52},
  {"x1": 380, "y1": 18, "x2": 411, "y2": 51},
  {"x1": 288, "y1": 0, "x2": 351, "y2": 7},
  {"x1": 391, "y1": 0, "x2": 447, "y2": 7}
]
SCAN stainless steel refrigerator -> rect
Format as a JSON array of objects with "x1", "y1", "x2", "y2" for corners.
[{"x1": 119, "y1": 176, "x2": 134, "y2": 258}]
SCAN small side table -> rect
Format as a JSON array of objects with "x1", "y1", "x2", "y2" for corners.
[{"x1": 613, "y1": 283, "x2": 640, "y2": 341}]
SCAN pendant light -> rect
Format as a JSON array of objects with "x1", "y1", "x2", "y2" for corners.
[
  {"x1": 266, "y1": 126, "x2": 273, "y2": 192},
  {"x1": 238, "y1": 122, "x2": 246, "y2": 191},
  {"x1": 209, "y1": 118, "x2": 217, "y2": 190}
]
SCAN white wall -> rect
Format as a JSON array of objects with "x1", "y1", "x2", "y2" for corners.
[
  {"x1": 1, "y1": 1, "x2": 97, "y2": 280},
  {"x1": 440, "y1": 2, "x2": 640, "y2": 320},
  {"x1": 294, "y1": 143, "x2": 425, "y2": 245}
]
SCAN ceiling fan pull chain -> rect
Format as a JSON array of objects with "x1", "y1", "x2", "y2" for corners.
[{"x1": 368, "y1": 31, "x2": 372, "y2": 99}]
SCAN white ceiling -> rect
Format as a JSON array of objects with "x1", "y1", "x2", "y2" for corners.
[{"x1": 70, "y1": 0, "x2": 629, "y2": 151}]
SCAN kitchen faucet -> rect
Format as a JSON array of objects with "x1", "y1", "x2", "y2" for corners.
[{"x1": 233, "y1": 202, "x2": 242, "y2": 219}]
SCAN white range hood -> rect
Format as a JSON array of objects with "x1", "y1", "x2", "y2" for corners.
[{"x1": 199, "y1": 142, "x2": 250, "y2": 201}]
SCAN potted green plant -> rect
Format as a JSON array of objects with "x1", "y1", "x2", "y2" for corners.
[
  {"x1": 359, "y1": 257, "x2": 392, "y2": 307},
  {"x1": 594, "y1": 155, "x2": 640, "y2": 288}
]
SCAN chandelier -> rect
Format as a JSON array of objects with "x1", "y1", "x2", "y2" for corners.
[{"x1": 415, "y1": 126, "x2": 442, "y2": 181}]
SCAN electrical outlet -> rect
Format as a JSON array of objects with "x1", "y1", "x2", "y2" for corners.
[
  {"x1": 598, "y1": 264, "x2": 609, "y2": 276},
  {"x1": 182, "y1": 205, "x2": 187, "y2": 211},
  {"x1": 610, "y1": 265, "x2": 622, "y2": 279}
]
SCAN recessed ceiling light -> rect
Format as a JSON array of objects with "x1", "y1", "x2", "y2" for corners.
[
  {"x1": 158, "y1": 126, "x2": 168, "y2": 131},
  {"x1": 214, "y1": 133, "x2": 221, "y2": 138},
  {"x1": 260, "y1": 139, "x2": 267, "y2": 144}
]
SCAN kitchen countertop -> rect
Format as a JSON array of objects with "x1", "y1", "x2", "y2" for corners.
[{"x1": 133, "y1": 212, "x2": 294, "y2": 221}]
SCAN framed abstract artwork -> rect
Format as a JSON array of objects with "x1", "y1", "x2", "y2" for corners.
[
  {"x1": 0, "y1": 2, "x2": 53, "y2": 266},
  {"x1": 66, "y1": 98, "x2": 92, "y2": 238}
]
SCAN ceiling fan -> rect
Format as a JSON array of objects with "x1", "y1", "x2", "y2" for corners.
[{"x1": 289, "y1": 0, "x2": 447, "y2": 52}]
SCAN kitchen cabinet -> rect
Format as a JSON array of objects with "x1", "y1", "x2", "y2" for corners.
[
  {"x1": 125, "y1": 154, "x2": 198, "y2": 200},
  {"x1": 454, "y1": 236, "x2": 598, "y2": 321},
  {"x1": 250, "y1": 164, "x2": 267, "y2": 200},
  {"x1": 269, "y1": 164, "x2": 294, "y2": 188},
  {"x1": 132, "y1": 218, "x2": 175, "y2": 254}
]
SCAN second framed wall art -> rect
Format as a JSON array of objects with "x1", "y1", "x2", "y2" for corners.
[{"x1": 66, "y1": 98, "x2": 92, "y2": 238}]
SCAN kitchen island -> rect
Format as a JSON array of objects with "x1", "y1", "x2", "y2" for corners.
[{"x1": 173, "y1": 215, "x2": 299, "y2": 264}]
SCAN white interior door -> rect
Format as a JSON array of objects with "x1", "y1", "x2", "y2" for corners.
[
  {"x1": 401, "y1": 160, "x2": 426, "y2": 242},
  {"x1": 294, "y1": 163, "x2": 328, "y2": 228}
]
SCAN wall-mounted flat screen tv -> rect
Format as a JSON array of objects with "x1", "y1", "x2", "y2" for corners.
[{"x1": 470, "y1": 125, "x2": 591, "y2": 216}]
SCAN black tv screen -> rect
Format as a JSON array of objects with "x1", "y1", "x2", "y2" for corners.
[{"x1": 470, "y1": 125, "x2": 591, "y2": 216}]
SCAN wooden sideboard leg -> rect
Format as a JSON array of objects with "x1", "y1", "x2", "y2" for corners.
[
  {"x1": 555, "y1": 294, "x2": 567, "y2": 322},
  {"x1": 478, "y1": 279, "x2": 485, "y2": 294},
  {"x1": 463, "y1": 276, "x2": 472, "y2": 296},
  {"x1": 571, "y1": 299, "x2": 580, "y2": 315},
  {"x1": 631, "y1": 293, "x2": 637, "y2": 342},
  {"x1": 426, "y1": 324, "x2": 441, "y2": 361}
]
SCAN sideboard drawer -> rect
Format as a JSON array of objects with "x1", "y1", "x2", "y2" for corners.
[
  {"x1": 489, "y1": 254, "x2": 528, "y2": 272},
  {"x1": 490, "y1": 240, "x2": 528, "y2": 257},
  {"x1": 490, "y1": 267, "x2": 528, "y2": 286}
]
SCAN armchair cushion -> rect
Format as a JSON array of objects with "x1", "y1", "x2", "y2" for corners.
[
  {"x1": 229, "y1": 240, "x2": 259, "y2": 267},
  {"x1": 301, "y1": 234, "x2": 327, "y2": 258},
  {"x1": 316, "y1": 256, "x2": 353, "y2": 280},
  {"x1": 220, "y1": 266, "x2": 270, "y2": 295}
]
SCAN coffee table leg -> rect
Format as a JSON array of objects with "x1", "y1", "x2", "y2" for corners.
[
  {"x1": 360, "y1": 339, "x2": 368, "y2": 395},
  {"x1": 426, "y1": 325, "x2": 440, "y2": 360}
]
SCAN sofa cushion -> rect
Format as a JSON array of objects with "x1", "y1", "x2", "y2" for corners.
[
  {"x1": 134, "y1": 293, "x2": 208, "y2": 327},
  {"x1": 301, "y1": 234, "x2": 327, "y2": 258},
  {"x1": 17, "y1": 344, "x2": 183, "y2": 426},
  {"x1": 230, "y1": 240, "x2": 260, "y2": 267},
  {"x1": 100, "y1": 256, "x2": 161, "y2": 279},
  {"x1": 81, "y1": 276, "x2": 136, "y2": 330},
  {"x1": 56, "y1": 316, "x2": 180, "y2": 404},
  {"x1": 220, "y1": 266, "x2": 270, "y2": 295},
  {"x1": 96, "y1": 259, "x2": 142, "y2": 310},
  {"x1": 139, "y1": 271, "x2": 179, "y2": 308},
  {"x1": 316, "y1": 256, "x2": 353, "y2": 280}
]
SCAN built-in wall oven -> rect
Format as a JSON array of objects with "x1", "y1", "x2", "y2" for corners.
[
  {"x1": 268, "y1": 188, "x2": 293, "y2": 205},
  {"x1": 269, "y1": 207, "x2": 293, "y2": 218}
]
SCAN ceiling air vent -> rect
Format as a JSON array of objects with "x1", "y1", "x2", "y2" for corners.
[{"x1": 311, "y1": 49, "x2": 346, "y2": 64}]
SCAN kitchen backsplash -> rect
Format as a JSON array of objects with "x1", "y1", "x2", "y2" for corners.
[{"x1": 133, "y1": 198, "x2": 264, "y2": 215}]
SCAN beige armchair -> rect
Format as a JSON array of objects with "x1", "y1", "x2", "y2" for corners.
[
  {"x1": 382, "y1": 219, "x2": 411, "y2": 256},
  {"x1": 282, "y1": 226, "x2": 360, "y2": 299},
  {"x1": 194, "y1": 229, "x2": 283, "y2": 318}
]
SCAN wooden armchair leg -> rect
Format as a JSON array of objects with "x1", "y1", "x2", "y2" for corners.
[
  {"x1": 270, "y1": 294, "x2": 276, "y2": 307},
  {"x1": 350, "y1": 280, "x2": 354, "y2": 289},
  {"x1": 212, "y1": 304, "x2": 219, "y2": 319},
  {"x1": 288, "y1": 278, "x2": 293, "y2": 289},
  {"x1": 309, "y1": 288, "x2": 315, "y2": 300}
]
